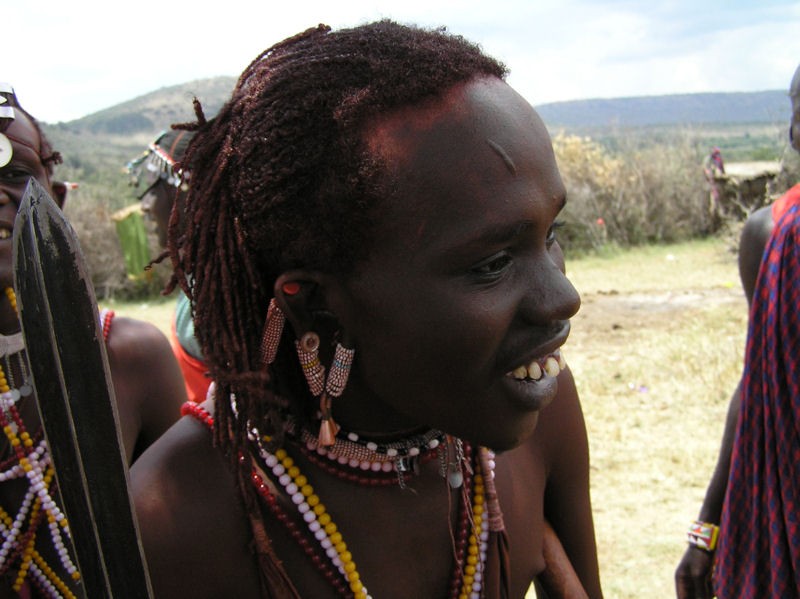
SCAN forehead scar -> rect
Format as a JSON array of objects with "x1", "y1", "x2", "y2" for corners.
[{"x1": 486, "y1": 139, "x2": 516, "y2": 175}]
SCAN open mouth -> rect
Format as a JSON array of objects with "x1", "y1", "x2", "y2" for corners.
[{"x1": 506, "y1": 349, "x2": 566, "y2": 382}]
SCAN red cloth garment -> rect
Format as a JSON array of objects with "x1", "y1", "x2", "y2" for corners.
[
  {"x1": 715, "y1": 198, "x2": 800, "y2": 598},
  {"x1": 772, "y1": 183, "x2": 800, "y2": 222},
  {"x1": 169, "y1": 320, "x2": 211, "y2": 403}
]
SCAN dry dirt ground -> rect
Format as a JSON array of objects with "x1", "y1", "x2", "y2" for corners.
[
  {"x1": 571, "y1": 284, "x2": 744, "y2": 350},
  {"x1": 560, "y1": 242, "x2": 748, "y2": 598}
]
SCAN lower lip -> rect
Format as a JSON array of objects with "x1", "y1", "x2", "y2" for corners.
[{"x1": 500, "y1": 373, "x2": 559, "y2": 412}]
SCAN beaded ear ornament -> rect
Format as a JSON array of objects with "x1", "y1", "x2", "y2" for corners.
[
  {"x1": 0, "y1": 82, "x2": 18, "y2": 168},
  {"x1": 260, "y1": 292, "x2": 355, "y2": 447},
  {"x1": 259, "y1": 291, "x2": 467, "y2": 486}
]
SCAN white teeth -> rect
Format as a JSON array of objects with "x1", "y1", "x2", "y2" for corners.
[
  {"x1": 512, "y1": 365, "x2": 528, "y2": 380},
  {"x1": 0, "y1": 229, "x2": 9, "y2": 240},
  {"x1": 557, "y1": 350, "x2": 566, "y2": 369},
  {"x1": 544, "y1": 356, "x2": 560, "y2": 377},
  {"x1": 527, "y1": 361, "x2": 543, "y2": 380}
]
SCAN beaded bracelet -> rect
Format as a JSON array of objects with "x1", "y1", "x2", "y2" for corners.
[{"x1": 687, "y1": 520, "x2": 719, "y2": 551}]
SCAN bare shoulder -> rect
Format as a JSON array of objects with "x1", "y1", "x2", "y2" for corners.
[
  {"x1": 739, "y1": 205, "x2": 774, "y2": 304},
  {"x1": 131, "y1": 415, "x2": 260, "y2": 597},
  {"x1": 103, "y1": 315, "x2": 186, "y2": 461},
  {"x1": 104, "y1": 316, "x2": 173, "y2": 363}
]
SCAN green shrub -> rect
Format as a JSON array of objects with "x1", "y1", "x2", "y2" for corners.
[{"x1": 554, "y1": 131, "x2": 726, "y2": 257}]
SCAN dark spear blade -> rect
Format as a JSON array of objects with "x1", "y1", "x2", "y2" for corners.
[{"x1": 12, "y1": 179, "x2": 153, "y2": 598}]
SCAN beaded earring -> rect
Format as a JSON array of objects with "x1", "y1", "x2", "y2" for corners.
[
  {"x1": 295, "y1": 332, "x2": 325, "y2": 395},
  {"x1": 295, "y1": 333, "x2": 355, "y2": 447},
  {"x1": 319, "y1": 342, "x2": 355, "y2": 446},
  {"x1": 259, "y1": 299, "x2": 285, "y2": 366}
]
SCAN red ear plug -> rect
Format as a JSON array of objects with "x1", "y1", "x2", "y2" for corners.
[{"x1": 282, "y1": 281, "x2": 301, "y2": 296}]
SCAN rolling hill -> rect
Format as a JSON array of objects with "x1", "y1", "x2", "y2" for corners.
[
  {"x1": 534, "y1": 90, "x2": 789, "y2": 129},
  {"x1": 44, "y1": 78, "x2": 789, "y2": 135}
]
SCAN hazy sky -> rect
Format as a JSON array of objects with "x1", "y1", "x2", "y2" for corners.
[{"x1": 7, "y1": 0, "x2": 800, "y2": 123}]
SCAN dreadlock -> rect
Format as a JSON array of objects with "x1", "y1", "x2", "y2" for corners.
[{"x1": 168, "y1": 24, "x2": 506, "y2": 575}]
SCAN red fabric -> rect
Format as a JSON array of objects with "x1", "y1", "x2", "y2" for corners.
[
  {"x1": 170, "y1": 321, "x2": 211, "y2": 403},
  {"x1": 772, "y1": 183, "x2": 800, "y2": 222},
  {"x1": 715, "y1": 202, "x2": 800, "y2": 597}
]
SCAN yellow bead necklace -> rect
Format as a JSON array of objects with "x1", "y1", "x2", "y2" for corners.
[{"x1": 0, "y1": 288, "x2": 80, "y2": 598}]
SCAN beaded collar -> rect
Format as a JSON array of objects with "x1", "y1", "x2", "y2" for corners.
[
  {"x1": 182, "y1": 400, "x2": 492, "y2": 599},
  {"x1": 295, "y1": 423, "x2": 446, "y2": 488}
]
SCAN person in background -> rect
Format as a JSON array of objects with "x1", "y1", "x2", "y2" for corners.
[
  {"x1": 127, "y1": 129, "x2": 211, "y2": 403},
  {"x1": 675, "y1": 61, "x2": 800, "y2": 599},
  {"x1": 703, "y1": 146, "x2": 726, "y2": 226},
  {"x1": 130, "y1": 21, "x2": 602, "y2": 599},
  {"x1": 0, "y1": 82, "x2": 187, "y2": 597}
]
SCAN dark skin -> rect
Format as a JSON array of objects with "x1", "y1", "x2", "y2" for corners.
[
  {"x1": 674, "y1": 63, "x2": 800, "y2": 599},
  {"x1": 0, "y1": 111, "x2": 186, "y2": 595},
  {"x1": 132, "y1": 77, "x2": 601, "y2": 598}
]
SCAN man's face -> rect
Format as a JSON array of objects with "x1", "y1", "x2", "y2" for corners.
[{"x1": 0, "y1": 112, "x2": 57, "y2": 288}]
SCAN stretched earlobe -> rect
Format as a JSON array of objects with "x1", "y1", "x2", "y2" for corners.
[
  {"x1": 272, "y1": 271, "x2": 356, "y2": 446},
  {"x1": 260, "y1": 273, "x2": 318, "y2": 367},
  {"x1": 273, "y1": 272, "x2": 321, "y2": 338}
]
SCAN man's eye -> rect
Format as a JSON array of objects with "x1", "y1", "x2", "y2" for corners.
[
  {"x1": 0, "y1": 167, "x2": 33, "y2": 182},
  {"x1": 471, "y1": 253, "x2": 512, "y2": 278},
  {"x1": 546, "y1": 220, "x2": 566, "y2": 247}
]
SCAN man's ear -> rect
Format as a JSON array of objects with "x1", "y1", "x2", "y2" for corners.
[
  {"x1": 50, "y1": 180, "x2": 67, "y2": 208},
  {"x1": 274, "y1": 271, "x2": 338, "y2": 339}
]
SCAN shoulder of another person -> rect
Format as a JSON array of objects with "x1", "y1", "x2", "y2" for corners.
[
  {"x1": 105, "y1": 316, "x2": 172, "y2": 361},
  {"x1": 741, "y1": 206, "x2": 774, "y2": 247}
]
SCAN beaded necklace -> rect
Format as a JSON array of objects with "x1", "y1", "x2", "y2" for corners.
[
  {"x1": 182, "y1": 400, "x2": 492, "y2": 599},
  {"x1": 0, "y1": 288, "x2": 81, "y2": 598},
  {"x1": 295, "y1": 423, "x2": 445, "y2": 488}
]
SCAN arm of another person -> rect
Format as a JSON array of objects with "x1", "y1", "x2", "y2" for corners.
[
  {"x1": 674, "y1": 206, "x2": 774, "y2": 599},
  {"x1": 538, "y1": 367, "x2": 602, "y2": 599},
  {"x1": 105, "y1": 316, "x2": 187, "y2": 464}
]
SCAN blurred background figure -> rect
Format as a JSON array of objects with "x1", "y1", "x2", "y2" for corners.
[
  {"x1": 703, "y1": 146, "x2": 726, "y2": 226},
  {"x1": 126, "y1": 129, "x2": 210, "y2": 403}
]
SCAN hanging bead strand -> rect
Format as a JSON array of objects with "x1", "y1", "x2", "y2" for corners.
[{"x1": 0, "y1": 287, "x2": 80, "y2": 598}]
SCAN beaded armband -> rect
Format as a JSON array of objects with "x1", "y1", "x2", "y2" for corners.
[{"x1": 687, "y1": 520, "x2": 719, "y2": 551}]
